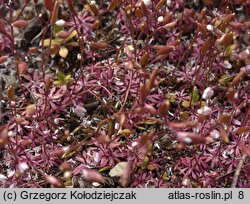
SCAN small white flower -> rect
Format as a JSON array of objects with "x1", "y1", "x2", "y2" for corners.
[
  {"x1": 183, "y1": 137, "x2": 192, "y2": 144},
  {"x1": 182, "y1": 178, "x2": 191, "y2": 186},
  {"x1": 115, "y1": 80, "x2": 124, "y2": 86},
  {"x1": 210, "y1": 130, "x2": 220, "y2": 139},
  {"x1": 206, "y1": 24, "x2": 214, "y2": 31},
  {"x1": 222, "y1": 150, "x2": 228, "y2": 158},
  {"x1": 93, "y1": 152, "x2": 101, "y2": 163},
  {"x1": 131, "y1": 141, "x2": 138, "y2": 147},
  {"x1": 203, "y1": 106, "x2": 212, "y2": 116},
  {"x1": 0, "y1": 174, "x2": 7, "y2": 182},
  {"x1": 10, "y1": 101, "x2": 16, "y2": 107},
  {"x1": 18, "y1": 162, "x2": 29, "y2": 173},
  {"x1": 234, "y1": 92, "x2": 238, "y2": 99},
  {"x1": 143, "y1": 0, "x2": 151, "y2": 6},
  {"x1": 54, "y1": 118, "x2": 60, "y2": 124},
  {"x1": 224, "y1": 60, "x2": 232, "y2": 69},
  {"x1": 77, "y1": 53, "x2": 81, "y2": 60},
  {"x1": 197, "y1": 108, "x2": 203, "y2": 115},
  {"x1": 90, "y1": 0, "x2": 96, "y2": 5},
  {"x1": 63, "y1": 146, "x2": 70, "y2": 152},
  {"x1": 54, "y1": 129, "x2": 59, "y2": 135},
  {"x1": 92, "y1": 182, "x2": 101, "y2": 187},
  {"x1": 7, "y1": 170, "x2": 15, "y2": 177},
  {"x1": 55, "y1": 19, "x2": 66, "y2": 27},
  {"x1": 43, "y1": 130, "x2": 50, "y2": 135},
  {"x1": 124, "y1": 62, "x2": 129, "y2": 67},
  {"x1": 115, "y1": 122, "x2": 120, "y2": 130},
  {"x1": 167, "y1": 0, "x2": 172, "y2": 7},
  {"x1": 8, "y1": 131, "x2": 15, "y2": 137},
  {"x1": 154, "y1": 142, "x2": 161, "y2": 149},
  {"x1": 157, "y1": 16, "x2": 164, "y2": 23},
  {"x1": 63, "y1": 171, "x2": 71, "y2": 179},
  {"x1": 202, "y1": 87, "x2": 214, "y2": 99}
]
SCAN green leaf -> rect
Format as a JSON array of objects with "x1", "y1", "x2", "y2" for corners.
[
  {"x1": 43, "y1": 39, "x2": 60, "y2": 47},
  {"x1": 138, "y1": 120, "x2": 157, "y2": 125},
  {"x1": 64, "y1": 74, "x2": 72, "y2": 81},
  {"x1": 162, "y1": 171, "x2": 170, "y2": 181},
  {"x1": 136, "y1": 126, "x2": 146, "y2": 130},
  {"x1": 192, "y1": 86, "x2": 200, "y2": 104},
  {"x1": 146, "y1": 164, "x2": 155, "y2": 171},
  {"x1": 53, "y1": 24, "x2": 63, "y2": 36},
  {"x1": 180, "y1": 111, "x2": 189, "y2": 120},
  {"x1": 224, "y1": 44, "x2": 237, "y2": 57},
  {"x1": 143, "y1": 156, "x2": 149, "y2": 166},
  {"x1": 219, "y1": 75, "x2": 232, "y2": 86},
  {"x1": 167, "y1": 93, "x2": 176, "y2": 103},
  {"x1": 53, "y1": 80, "x2": 62, "y2": 85},
  {"x1": 66, "y1": 41, "x2": 79, "y2": 47},
  {"x1": 181, "y1": 100, "x2": 190, "y2": 108},
  {"x1": 57, "y1": 71, "x2": 66, "y2": 82}
]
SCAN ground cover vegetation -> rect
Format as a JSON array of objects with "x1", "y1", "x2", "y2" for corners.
[{"x1": 0, "y1": 0, "x2": 249, "y2": 188}]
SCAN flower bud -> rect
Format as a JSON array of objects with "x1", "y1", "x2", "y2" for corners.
[
  {"x1": 108, "y1": 0, "x2": 118, "y2": 11},
  {"x1": 144, "y1": 104, "x2": 157, "y2": 115},
  {"x1": 164, "y1": 20, "x2": 178, "y2": 29},
  {"x1": 17, "y1": 61, "x2": 28, "y2": 75},
  {"x1": 7, "y1": 86, "x2": 15, "y2": 101},
  {"x1": 51, "y1": 1, "x2": 59, "y2": 26},
  {"x1": 12, "y1": 19, "x2": 29, "y2": 28},
  {"x1": 90, "y1": 42, "x2": 108, "y2": 50},
  {"x1": 217, "y1": 33, "x2": 234, "y2": 47},
  {"x1": 60, "y1": 161, "x2": 71, "y2": 171},
  {"x1": 201, "y1": 38, "x2": 212, "y2": 55},
  {"x1": 0, "y1": 128, "x2": 8, "y2": 147},
  {"x1": 155, "y1": 0, "x2": 164, "y2": 10},
  {"x1": 0, "y1": 55, "x2": 8, "y2": 64}
]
